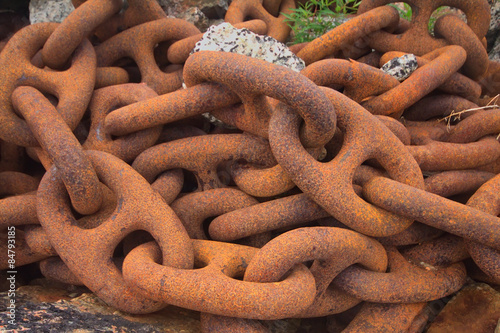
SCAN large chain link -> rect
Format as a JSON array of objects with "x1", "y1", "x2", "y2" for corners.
[{"x1": 1, "y1": 0, "x2": 499, "y2": 331}]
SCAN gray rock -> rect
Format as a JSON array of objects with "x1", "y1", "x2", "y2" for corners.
[
  {"x1": 491, "y1": 38, "x2": 500, "y2": 61},
  {"x1": 488, "y1": 0, "x2": 500, "y2": 58},
  {"x1": 191, "y1": 22, "x2": 305, "y2": 72},
  {"x1": 29, "y1": 0, "x2": 74, "y2": 24},
  {"x1": 159, "y1": 0, "x2": 228, "y2": 32},
  {"x1": 381, "y1": 54, "x2": 418, "y2": 82}
]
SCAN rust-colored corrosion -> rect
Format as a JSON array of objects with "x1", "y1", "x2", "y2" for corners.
[
  {"x1": 83, "y1": 83, "x2": 162, "y2": 162},
  {"x1": 0, "y1": 23, "x2": 95, "y2": 147},
  {"x1": 184, "y1": 51, "x2": 337, "y2": 147},
  {"x1": 95, "y1": 18, "x2": 200, "y2": 94},
  {"x1": 333, "y1": 247, "x2": 467, "y2": 303},
  {"x1": 363, "y1": 177, "x2": 500, "y2": 250},
  {"x1": 71, "y1": 0, "x2": 167, "y2": 41},
  {"x1": 465, "y1": 174, "x2": 500, "y2": 283},
  {"x1": 42, "y1": 0, "x2": 122, "y2": 69},
  {"x1": 224, "y1": 0, "x2": 294, "y2": 42},
  {"x1": 296, "y1": 6, "x2": 400, "y2": 65},
  {"x1": 1, "y1": 0, "x2": 499, "y2": 330},
  {"x1": 37, "y1": 150, "x2": 193, "y2": 313},
  {"x1": 13, "y1": 86, "x2": 103, "y2": 216},
  {"x1": 357, "y1": 0, "x2": 491, "y2": 55},
  {"x1": 132, "y1": 133, "x2": 275, "y2": 191},
  {"x1": 122, "y1": 239, "x2": 316, "y2": 319},
  {"x1": 362, "y1": 46, "x2": 468, "y2": 118},
  {"x1": 171, "y1": 188, "x2": 258, "y2": 239},
  {"x1": 268, "y1": 87, "x2": 423, "y2": 237}
]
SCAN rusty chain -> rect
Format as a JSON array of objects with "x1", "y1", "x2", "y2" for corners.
[{"x1": 1, "y1": 0, "x2": 499, "y2": 331}]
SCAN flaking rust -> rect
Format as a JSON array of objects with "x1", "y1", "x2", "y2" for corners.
[{"x1": 0, "y1": 0, "x2": 499, "y2": 331}]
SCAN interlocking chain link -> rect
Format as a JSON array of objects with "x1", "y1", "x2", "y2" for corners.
[{"x1": 1, "y1": 0, "x2": 499, "y2": 331}]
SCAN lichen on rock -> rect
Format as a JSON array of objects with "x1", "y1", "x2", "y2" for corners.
[
  {"x1": 29, "y1": 0, "x2": 74, "y2": 24},
  {"x1": 190, "y1": 22, "x2": 305, "y2": 72},
  {"x1": 381, "y1": 53, "x2": 418, "y2": 82}
]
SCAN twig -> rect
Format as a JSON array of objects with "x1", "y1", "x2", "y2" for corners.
[{"x1": 438, "y1": 99, "x2": 500, "y2": 132}]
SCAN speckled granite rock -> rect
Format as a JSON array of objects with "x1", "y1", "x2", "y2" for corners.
[
  {"x1": 191, "y1": 22, "x2": 305, "y2": 72},
  {"x1": 29, "y1": 0, "x2": 74, "y2": 24},
  {"x1": 381, "y1": 54, "x2": 418, "y2": 82}
]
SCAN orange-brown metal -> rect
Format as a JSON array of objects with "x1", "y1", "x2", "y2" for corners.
[
  {"x1": 13, "y1": 86, "x2": 103, "y2": 215},
  {"x1": 268, "y1": 87, "x2": 423, "y2": 237},
  {"x1": 42, "y1": 0, "x2": 122, "y2": 69},
  {"x1": 333, "y1": 247, "x2": 466, "y2": 302},
  {"x1": 122, "y1": 239, "x2": 317, "y2": 319},
  {"x1": 357, "y1": 0, "x2": 490, "y2": 56},
  {"x1": 37, "y1": 150, "x2": 193, "y2": 313},
  {"x1": 296, "y1": 6, "x2": 400, "y2": 65},
  {"x1": 0, "y1": 1, "x2": 498, "y2": 330},
  {"x1": 83, "y1": 83, "x2": 162, "y2": 162},
  {"x1": 0, "y1": 23, "x2": 95, "y2": 147},
  {"x1": 225, "y1": 0, "x2": 294, "y2": 42},
  {"x1": 95, "y1": 18, "x2": 200, "y2": 94}
]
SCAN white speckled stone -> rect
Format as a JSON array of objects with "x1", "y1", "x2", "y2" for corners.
[
  {"x1": 29, "y1": 0, "x2": 74, "y2": 24},
  {"x1": 381, "y1": 54, "x2": 418, "y2": 82},
  {"x1": 191, "y1": 22, "x2": 305, "y2": 72}
]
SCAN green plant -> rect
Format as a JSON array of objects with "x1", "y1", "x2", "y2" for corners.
[
  {"x1": 283, "y1": 1, "x2": 466, "y2": 45},
  {"x1": 380, "y1": 4, "x2": 456, "y2": 36},
  {"x1": 388, "y1": 3, "x2": 412, "y2": 22},
  {"x1": 428, "y1": 6, "x2": 452, "y2": 35},
  {"x1": 282, "y1": 0, "x2": 362, "y2": 45}
]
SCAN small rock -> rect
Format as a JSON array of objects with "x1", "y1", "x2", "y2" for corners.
[
  {"x1": 491, "y1": 38, "x2": 500, "y2": 61},
  {"x1": 29, "y1": 0, "x2": 74, "y2": 24},
  {"x1": 159, "y1": 0, "x2": 228, "y2": 32},
  {"x1": 487, "y1": 0, "x2": 500, "y2": 54},
  {"x1": 191, "y1": 22, "x2": 305, "y2": 72},
  {"x1": 426, "y1": 283, "x2": 500, "y2": 333},
  {"x1": 381, "y1": 54, "x2": 418, "y2": 82},
  {"x1": 174, "y1": 7, "x2": 210, "y2": 31}
]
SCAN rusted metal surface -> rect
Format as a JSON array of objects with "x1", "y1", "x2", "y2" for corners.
[
  {"x1": 296, "y1": 6, "x2": 400, "y2": 65},
  {"x1": 83, "y1": 83, "x2": 162, "y2": 162},
  {"x1": 71, "y1": 0, "x2": 167, "y2": 41},
  {"x1": 224, "y1": 0, "x2": 294, "y2": 42},
  {"x1": 122, "y1": 239, "x2": 316, "y2": 319},
  {"x1": 268, "y1": 87, "x2": 423, "y2": 237},
  {"x1": 13, "y1": 86, "x2": 103, "y2": 215},
  {"x1": 95, "y1": 18, "x2": 200, "y2": 94},
  {"x1": 171, "y1": 188, "x2": 258, "y2": 239},
  {"x1": 362, "y1": 46, "x2": 468, "y2": 118},
  {"x1": 1, "y1": 0, "x2": 499, "y2": 331},
  {"x1": 333, "y1": 247, "x2": 467, "y2": 303},
  {"x1": 37, "y1": 150, "x2": 193, "y2": 313},
  {"x1": 342, "y1": 302, "x2": 428, "y2": 333},
  {"x1": 357, "y1": 0, "x2": 491, "y2": 55},
  {"x1": 42, "y1": 0, "x2": 122, "y2": 69},
  {"x1": 0, "y1": 23, "x2": 95, "y2": 147}
]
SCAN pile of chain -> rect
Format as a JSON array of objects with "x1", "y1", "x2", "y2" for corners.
[{"x1": 1, "y1": 0, "x2": 499, "y2": 331}]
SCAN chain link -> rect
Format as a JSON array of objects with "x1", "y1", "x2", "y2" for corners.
[{"x1": 1, "y1": 0, "x2": 499, "y2": 331}]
